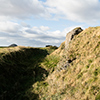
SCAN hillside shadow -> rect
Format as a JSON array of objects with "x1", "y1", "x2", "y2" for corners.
[{"x1": 0, "y1": 48, "x2": 49, "y2": 100}]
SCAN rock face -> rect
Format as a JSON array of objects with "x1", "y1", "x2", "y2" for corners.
[
  {"x1": 56, "y1": 27, "x2": 83, "y2": 71},
  {"x1": 9, "y1": 44, "x2": 17, "y2": 47},
  {"x1": 65, "y1": 27, "x2": 83, "y2": 49}
]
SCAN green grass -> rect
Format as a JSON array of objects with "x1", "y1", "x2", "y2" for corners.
[
  {"x1": 0, "y1": 46, "x2": 58, "y2": 100},
  {"x1": 96, "y1": 92, "x2": 100, "y2": 100},
  {"x1": 86, "y1": 65, "x2": 90, "y2": 69},
  {"x1": 43, "y1": 55, "x2": 60, "y2": 69},
  {"x1": 77, "y1": 72, "x2": 83, "y2": 79}
]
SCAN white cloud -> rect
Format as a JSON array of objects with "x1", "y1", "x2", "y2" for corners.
[
  {"x1": 0, "y1": 0, "x2": 100, "y2": 24},
  {"x1": 0, "y1": 21, "x2": 21, "y2": 33},
  {"x1": 40, "y1": 26, "x2": 50, "y2": 31},
  {"x1": 45, "y1": 0, "x2": 100, "y2": 23},
  {"x1": 0, "y1": 21, "x2": 67, "y2": 46},
  {"x1": 21, "y1": 25, "x2": 83, "y2": 46},
  {"x1": 0, "y1": 0, "x2": 47, "y2": 19}
]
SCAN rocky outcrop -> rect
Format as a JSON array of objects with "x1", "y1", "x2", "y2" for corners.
[
  {"x1": 57, "y1": 27, "x2": 83, "y2": 71},
  {"x1": 65, "y1": 27, "x2": 83, "y2": 49}
]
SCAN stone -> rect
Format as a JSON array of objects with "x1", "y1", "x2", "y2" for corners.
[
  {"x1": 65, "y1": 27, "x2": 83, "y2": 49},
  {"x1": 56, "y1": 60, "x2": 70, "y2": 71}
]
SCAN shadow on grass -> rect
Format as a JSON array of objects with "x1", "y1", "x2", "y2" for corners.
[{"x1": 0, "y1": 48, "x2": 49, "y2": 100}]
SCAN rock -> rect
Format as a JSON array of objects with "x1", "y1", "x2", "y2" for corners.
[
  {"x1": 9, "y1": 44, "x2": 17, "y2": 47},
  {"x1": 56, "y1": 27, "x2": 83, "y2": 71},
  {"x1": 65, "y1": 27, "x2": 83, "y2": 49},
  {"x1": 56, "y1": 60, "x2": 70, "y2": 71},
  {"x1": 63, "y1": 61, "x2": 70, "y2": 69}
]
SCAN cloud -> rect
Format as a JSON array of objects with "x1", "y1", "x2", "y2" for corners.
[
  {"x1": 45, "y1": 0, "x2": 100, "y2": 23},
  {"x1": 0, "y1": 0, "x2": 91, "y2": 47},
  {"x1": 23, "y1": 25, "x2": 66, "y2": 46},
  {"x1": 0, "y1": 0, "x2": 100, "y2": 24},
  {"x1": 0, "y1": 0, "x2": 47, "y2": 19},
  {"x1": 40, "y1": 26, "x2": 50, "y2": 31},
  {"x1": 0, "y1": 19, "x2": 83, "y2": 47},
  {"x1": 0, "y1": 21, "x2": 21, "y2": 33},
  {"x1": 0, "y1": 21, "x2": 68, "y2": 47}
]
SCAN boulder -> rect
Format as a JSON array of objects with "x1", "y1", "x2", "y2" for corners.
[{"x1": 65, "y1": 27, "x2": 83, "y2": 49}]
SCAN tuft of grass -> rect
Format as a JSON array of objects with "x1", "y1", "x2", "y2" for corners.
[
  {"x1": 42, "y1": 54, "x2": 60, "y2": 71},
  {"x1": 86, "y1": 65, "x2": 90, "y2": 69},
  {"x1": 88, "y1": 59, "x2": 93, "y2": 64},
  {"x1": 77, "y1": 72, "x2": 83, "y2": 79},
  {"x1": 96, "y1": 92, "x2": 100, "y2": 100},
  {"x1": 94, "y1": 69, "x2": 98, "y2": 76}
]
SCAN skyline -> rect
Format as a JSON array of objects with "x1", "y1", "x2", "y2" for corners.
[{"x1": 0, "y1": 0, "x2": 100, "y2": 47}]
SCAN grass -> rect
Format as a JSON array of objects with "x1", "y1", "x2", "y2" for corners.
[
  {"x1": 42, "y1": 55, "x2": 60, "y2": 70},
  {"x1": 34, "y1": 26, "x2": 100, "y2": 100},
  {"x1": 53, "y1": 26, "x2": 100, "y2": 100},
  {"x1": 96, "y1": 92, "x2": 100, "y2": 100},
  {"x1": 0, "y1": 46, "x2": 57, "y2": 100}
]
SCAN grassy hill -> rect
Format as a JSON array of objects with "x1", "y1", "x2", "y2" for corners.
[
  {"x1": 32, "y1": 26, "x2": 100, "y2": 100},
  {"x1": 0, "y1": 46, "x2": 59, "y2": 100},
  {"x1": 36, "y1": 26, "x2": 100, "y2": 100},
  {"x1": 1, "y1": 26, "x2": 100, "y2": 100}
]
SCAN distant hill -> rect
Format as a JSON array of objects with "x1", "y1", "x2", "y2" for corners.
[{"x1": 8, "y1": 44, "x2": 17, "y2": 47}]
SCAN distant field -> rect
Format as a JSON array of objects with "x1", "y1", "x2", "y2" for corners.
[{"x1": 0, "y1": 46, "x2": 7, "y2": 48}]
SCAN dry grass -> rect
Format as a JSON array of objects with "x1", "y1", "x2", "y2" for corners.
[
  {"x1": 47, "y1": 26, "x2": 100, "y2": 100},
  {"x1": 32, "y1": 26, "x2": 100, "y2": 100},
  {"x1": 0, "y1": 46, "x2": 58, "y2": 100},
  {"x1": 51, "y1": 41, "x2": 65, "y2": 56}
]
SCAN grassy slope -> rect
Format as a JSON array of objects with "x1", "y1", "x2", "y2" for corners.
[
  {"x1": 37, "y1": 26, "x2": 100, "y2": 100},
  {"x1": 0, "y1": 46, "x2": 59, "y2": 100}
]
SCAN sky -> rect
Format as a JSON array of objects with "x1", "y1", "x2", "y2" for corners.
[{"x1": 0, "y1": 0, "x2": 100, "y2": 47}]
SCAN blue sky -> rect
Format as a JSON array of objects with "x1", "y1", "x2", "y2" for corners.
[{"x1": 0, "y1": 0, "x2": 100, "y2": 47}]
